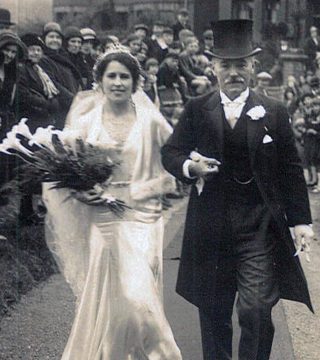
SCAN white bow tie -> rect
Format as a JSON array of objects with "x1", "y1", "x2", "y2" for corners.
[{"x1": 222, "y1": 101, "x2": 246, "y2": 124}]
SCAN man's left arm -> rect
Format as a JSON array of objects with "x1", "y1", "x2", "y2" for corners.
[{"x1": 275, "y1": 104, "x2": 314, "y2": 249}]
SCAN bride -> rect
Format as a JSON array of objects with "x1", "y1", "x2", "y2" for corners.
[{"x1": 43, "y1": 46, "x2": 182, "y2": 360}]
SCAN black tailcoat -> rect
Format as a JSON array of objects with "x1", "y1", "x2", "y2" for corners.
[{"x1": 161, "y1": 90, "x2": 313, "y2": 312}]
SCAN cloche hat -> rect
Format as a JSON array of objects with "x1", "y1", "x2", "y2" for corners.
[
  {"x1": 21, "y1": 33, "x2": 45, "y2": 49},
  {"x1": 43, "y1": 22, "x2": 63, "y2": 38}
]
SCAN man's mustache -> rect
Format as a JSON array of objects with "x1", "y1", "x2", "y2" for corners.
[{"x1": 225, "y1": 78, "x2": 245, "y2": 84}]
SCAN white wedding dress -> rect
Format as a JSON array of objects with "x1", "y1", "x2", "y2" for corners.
[{"x1": 42, "y1": 90, "x2": 182, "y2": 360}]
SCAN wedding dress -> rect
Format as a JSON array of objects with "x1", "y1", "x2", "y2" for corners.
[{"x1": 42, "y1": 90, "x2": 182, "y2": 360}]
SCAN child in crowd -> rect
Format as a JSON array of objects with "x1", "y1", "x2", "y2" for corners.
[{"x1": 143, "y1": 57, "x2": 160, "y2": 108}]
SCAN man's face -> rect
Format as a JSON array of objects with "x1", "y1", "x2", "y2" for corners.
[
  {"x1": 135, "y1": 29, "x2": 147, "y2": 40},
  {"x1": 178, "y1": 14, "x2": 188, "y2": 26},
  {"x1": 212, "y1": 57, "x2": 255, "y2": 99},
  {"x1": 258, "y1": 79, "x2": 270, "y2": 88},
  {"x1": 153, "y1": 25, "x2": 164, "y2": 37},
  {"x1": 163, "y1": 32, "x2": 174, "y2": 46},
  {"x1": 310, "y1": 27, "x2": 318, "y2": 38}
]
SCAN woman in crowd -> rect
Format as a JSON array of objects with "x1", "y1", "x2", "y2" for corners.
[
  {"x1": 0, "y1": 31, "x2": 27, "y2": 204},
  {"x1": 63, "y1": 26, "x2": 93, "y2": 90},
  {"x1": 41, "y1": 22, "x2": 84, "y2": 127},
  {"x1": 43, "y1": 46, "x2": 182, "y2": 360},
  {"x1": 19, "y1": 33, "x2": 60, "y2": 131}
]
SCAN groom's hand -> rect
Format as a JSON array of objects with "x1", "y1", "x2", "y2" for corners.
[
  {"x1": 189, "y1": 153, "x2": 221, "y2": 180},
  {"x1": 71, "y1": 189, "x2": 106, "y2": 206}
]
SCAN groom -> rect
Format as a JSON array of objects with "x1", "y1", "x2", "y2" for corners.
[{"x1": 161, "y1": 20, "x2": 314, "y2": 360}]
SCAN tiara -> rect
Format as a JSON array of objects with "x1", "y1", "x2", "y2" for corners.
[{"x1": 93, "y1": 44, "x2": 141, "y2": 81}]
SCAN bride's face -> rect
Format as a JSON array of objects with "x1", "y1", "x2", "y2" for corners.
[{"x1": 101, "y1": 60, "x2": 133, "y2": 103}]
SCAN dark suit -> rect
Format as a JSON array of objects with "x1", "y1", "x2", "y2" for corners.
[{"x1": 161, "y1": 90, "x2": 313, "y2": 359}]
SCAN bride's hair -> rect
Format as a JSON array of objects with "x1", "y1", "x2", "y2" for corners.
[{"x1": 93, "y1": 47, "x2": 141, "y2": 93}]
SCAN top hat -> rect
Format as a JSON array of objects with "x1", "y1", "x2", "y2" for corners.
[
  {"x1": 211, "y1": 19, "x2": 261, "y2": 59},
  {"x1": 0, "y1": 8, "x2": 15, "y2": 25}
]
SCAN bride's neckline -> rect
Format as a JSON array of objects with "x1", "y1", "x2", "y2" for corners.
[{"x1": 100, "y1": 105, "x2": 138, "y2": 147}]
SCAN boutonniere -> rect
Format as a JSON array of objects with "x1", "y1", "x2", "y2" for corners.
[{"x1": 246, "y1": 106, "x2": 266, "y2": 120}]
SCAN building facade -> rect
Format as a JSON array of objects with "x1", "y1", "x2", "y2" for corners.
[{"x1": 51, "y1": 0, "x2": 319, "y2": 45}]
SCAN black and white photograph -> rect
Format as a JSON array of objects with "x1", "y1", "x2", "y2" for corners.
[{"x1": 0, "y1": 1, "x2": 319, "y2": 359}]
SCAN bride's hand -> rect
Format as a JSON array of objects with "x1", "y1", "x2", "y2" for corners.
[{"x1": 71, "y1": 188, "x2": 106, "y2": 206}]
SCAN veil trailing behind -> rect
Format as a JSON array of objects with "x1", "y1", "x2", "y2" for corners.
[{"x1": 42, "y1": 89, "x2": 182, "y2": 359}]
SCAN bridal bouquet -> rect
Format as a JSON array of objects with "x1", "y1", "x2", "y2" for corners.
[{"x1": 0, "y1": 119, "x2": 130, "y2": 215}]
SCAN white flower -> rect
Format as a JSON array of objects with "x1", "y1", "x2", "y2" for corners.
[
  {"x1": 52, "y1": 129, "x2": 82, "y2": 148},
  {"x1": 246, "y1": 106, "x2": 266, "y2": 120},
  {"x1": 0, "y1": 136, "x2": 33, "y2": 157},
  {"x1": 29, "y1": 126, "x2": 55, "y2": 149},
  {"x1": 15, "y1": 118, "x2": 34, "y2": 139}
]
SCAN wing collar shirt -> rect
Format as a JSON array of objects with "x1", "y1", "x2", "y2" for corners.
[
  {"x1": 183, "y1": 87, "x2": 250, "y2": 194},
  {"x1": 220, "y1": 87, "x2": 249, "y2": 123}
]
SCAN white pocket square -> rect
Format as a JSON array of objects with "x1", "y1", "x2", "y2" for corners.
[{"x1": 263, "y1": 134, "x2": 273, "y2": 144}]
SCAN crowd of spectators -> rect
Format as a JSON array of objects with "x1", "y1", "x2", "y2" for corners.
[{"x1": 1, "y1": 5, "x2": 320, "y2": 220}]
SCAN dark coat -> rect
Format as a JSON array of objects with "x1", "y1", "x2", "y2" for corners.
[
  {"x1": 172, "y1": 21, "x2": 191, "y2": 41},
  {"x1": 65, "y1": 51, "x2": 93, "y2": 90},
  {"x1": 178, "y1": 52, "x2": 203, "y2": 86},
  {"x1": 304, "y1": 37, "x2": 320, "y2": 70},
  {"x1": 148, "y1": 39, "x2": 168, "y2": 63},
  {"x1": 161, "y1": 90, "x2": 313, "y2": 312},
  {"x1": 0, "y1": 61, "x2": 17, "y2": 139},
  {"x1": 17, "y1": 61, "x2": 60, "y2": 132},
  {"x1": 43, "y1": 47, "x2": 84, "y2": 95}
]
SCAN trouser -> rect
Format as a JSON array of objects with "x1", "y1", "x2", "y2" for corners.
[{"x1": 199, "y1": 191, "x2": 280, "y2": 360}]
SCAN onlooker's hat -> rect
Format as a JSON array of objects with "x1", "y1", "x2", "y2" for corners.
[
  {"x1": 0, "y1": 31, "x2": 27, "y2": 60},
  {"x1": 256, "y1": 71, "x2": 272, "y2": 80},
  {"x1": 43, "y1": 22, "x2": 63, "y2": 38},
  {"x1": 211, "y1": 19, "x2": 262, "y2": 59},
  {"x1": 80, "y1": 28, "x2": 96, "y2": 41},
  {"x1": 164, "y1": 52, "x2": 179, "y2": 60},
  {"x1": 203, "y1": 29, "x2": 213, "y2": 39},
  {"x1": 153, "y1": 21, "x2": 165, "y2": 28},
  {"x1": 21, "y1": 33, "x2": 45, "y2": 49},
  {"x1": 145, "y1": 57, "x2": 159, "y2": 68},
  {"x1": 300, "y1": 92, "x2": 314, "y2": 103},
  {"x1": 163, "y1": 27, "x2": 173, "y2": 35},
  {"x1": 134, "y1": 23, "x2": 148, "y2": 32},
  {"x1": 177, "y1": 8, "x2": 189, "y2": 16},
  {"x1": 64, "y1": 26, "x2": 82, "y2": 41},
  {"x1": 0, "y1": 8, "x2": 15, "y2": 26}
]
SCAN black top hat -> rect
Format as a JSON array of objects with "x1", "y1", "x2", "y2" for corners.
[
  {"x1": 211, "y1": 19, "x2": 261, "y2": 59},
  {"x1": 0, "y1": 8, "x2": 15, "y2": 25}
]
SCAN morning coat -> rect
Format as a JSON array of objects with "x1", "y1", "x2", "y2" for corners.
[{"x1": 161, "y1": 89, "x2": 313, "y2": 312}]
